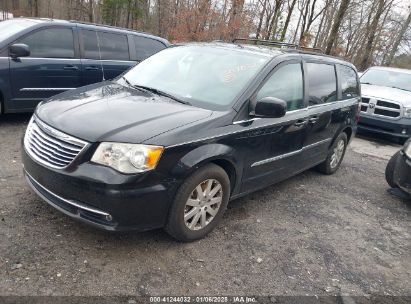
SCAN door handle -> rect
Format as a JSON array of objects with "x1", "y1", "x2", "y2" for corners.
[
  {"x1": 294, "y1": 119, "x2": 308, "y2": 127},
  {"x1": 85, "y1": 66, "x2": 100, "y2": 70},
  {"x1": 63, "y1": 65, "x2": 79, "y2": 70},
  {"x1": 308, "y1": 116, "x2": 319, "y2": 124}
]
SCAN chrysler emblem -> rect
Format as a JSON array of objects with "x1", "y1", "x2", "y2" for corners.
[{"x1": 368, "y1": 102, "x2": 376, "y2": 109}]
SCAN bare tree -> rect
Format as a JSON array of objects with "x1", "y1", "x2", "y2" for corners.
[
  {"x1": 384, "y1": 10, "x2": 411, "y2": 66},
  {"x1": 359, "y1": 0, "x2": 390, "y2": 70},
  {"x1": 325, "y1": 0, "x2": 350, "y2": 54}
]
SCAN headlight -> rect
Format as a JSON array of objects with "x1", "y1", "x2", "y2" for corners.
[
  {"x1": 91, "y1": 143, "x2": 163, "y2": 173},
  {"x1": 404, "y1": 140, "x2": 411, "y2": 158},
  {"x1": 404, "y1": 107, "x2": 411, "y2": 118}
]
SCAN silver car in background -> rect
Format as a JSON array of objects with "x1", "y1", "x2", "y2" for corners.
[{"x1": 359, "y1": 66, "x2": 411, "y2": 143}]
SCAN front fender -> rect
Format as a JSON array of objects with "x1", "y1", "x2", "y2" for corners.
[{"x1": 171, "y1": 143, "x2": 240, "y2": 180}]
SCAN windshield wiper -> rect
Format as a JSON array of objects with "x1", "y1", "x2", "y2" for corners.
[
  {"x1": 388, "y1": 86, "x2": 411, "y2": 92},
  {"x1": 132, "y1": 85, "x2": 191, "y2": 105}
]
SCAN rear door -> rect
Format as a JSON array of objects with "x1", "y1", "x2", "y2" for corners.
[
  {"x1": 80, "y1": 29, "x2": 135, "y2": 85},
  {"x1": 301, "y1": 61, "x2": 342, "y2": 166},
  {"x1": 9, "y1": 26, "x2": 80, "y2": 111}
]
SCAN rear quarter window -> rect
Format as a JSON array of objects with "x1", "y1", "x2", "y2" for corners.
[
  {"x1": 339, "y1": 65, "x2": 360, "y2": 99},
  {"x1": 133, "y1": 36, "x2": 166, "y2": 61},
  {"x1": 306, "y1": 63, "x2": 337, "y2": 106}
]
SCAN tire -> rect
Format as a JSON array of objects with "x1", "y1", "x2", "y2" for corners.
[
  {"x1": 165, "y1": 163, "x2": 230, "y2": 242},
  {"x1": 385, "y1": 151, "x2": 400, "y2": 188},
  {"x1": 316, "y1": 132, "x2": 348, "y2": 175}
]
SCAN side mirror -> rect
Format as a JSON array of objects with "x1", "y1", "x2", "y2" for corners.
[
  {"x1": 9, "y1": 44, "x2": 30, "y2": 58},
  {"x1": 254, "y1": 97, "x2": 287, "y2": 118}
]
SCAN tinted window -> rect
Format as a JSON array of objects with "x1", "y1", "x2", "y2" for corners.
[
  {"x1": 18, "y1": 28, "x2": 74, "y2": 58},
  {"x1": 82, "y1": 30, "x2": 129, "y2": 61},
  {"x1": 82, "y1": 30, "x2": 100, "y2": 60},
  {"x1": 134, "y1": 36, "x2": 166, "y2": 61},
  {"x1": 340, "y1": 65, "x2": 359, "y2": 99},
  {"x1": 99, "y1": 32, "x2": 129, "y2": 60},
  {"x1": 306, "y1": 63, "x2": 337, "y2": 105},
  {"x1": 256, "y1": 63, "x2": 304, "y2": 111}
]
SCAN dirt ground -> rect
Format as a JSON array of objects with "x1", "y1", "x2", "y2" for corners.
[{"x1": 0, "y1": 114, "x2": 410, "y2": 298}]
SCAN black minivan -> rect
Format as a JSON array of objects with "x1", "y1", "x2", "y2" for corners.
[
  {"x1": 0, "y1": 18, "x2": 169, "y2": 114},
  {"x1": 22, "y1": 42, "x2": 360, "y2": 241}
]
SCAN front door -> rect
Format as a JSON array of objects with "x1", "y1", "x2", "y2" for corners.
[
  {"x1": 240, "y1": 61, "x2": 309, "y2": 193},
  {"x1": 9, "y1": 27, "x2": 81, "y2": 111},
  {"x1": 301, "y1": 62, "x2": 342, "y2": 166}
]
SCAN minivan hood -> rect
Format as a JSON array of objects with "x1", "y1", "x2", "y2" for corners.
[
  {"x1": 361, "y1": 84, "x2": 411, "y2": 106},
  {"x1": 36, "y1": 82, "x2": 212, "y2": 143}
]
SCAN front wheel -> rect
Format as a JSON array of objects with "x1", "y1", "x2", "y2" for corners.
[
  {"x1": 316, "y1": 132, "x2": 348, "y2": 175},
  {"x1": 165, "y1": 163, "x2": 230, "y2": 242}
]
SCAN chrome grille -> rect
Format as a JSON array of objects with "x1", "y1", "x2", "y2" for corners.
[
  {"x1": 24, "y1": 117, "x2": 88, "y2": 169},
  {"x1": 360, "y1": 96, "x2": 402, "y2": 119}
]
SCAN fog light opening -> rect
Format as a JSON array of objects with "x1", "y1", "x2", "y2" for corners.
[
  {"x1": 105, "y1": 214, "x2": 113, "y2": 222},
  {"x1": 402, "y1": 129, "x2": 407, "y2": 134}
]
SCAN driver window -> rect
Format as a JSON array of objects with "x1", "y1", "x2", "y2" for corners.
[{"x1": 256, "y1": 63, "x2": 304, "y2": 111}]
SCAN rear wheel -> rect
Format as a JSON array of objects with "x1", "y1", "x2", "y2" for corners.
[
  {"x1": 385, "y1": 151, "x2": 400, "y2": 188},
  {"x1": 165, "y1": 163, "x2": 230, "y2": 242},
  {"x1": 316, "y1": 132, "x2": 348, "y2": 175}
]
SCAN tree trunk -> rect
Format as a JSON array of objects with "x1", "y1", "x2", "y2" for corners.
[
  {"x1": 358, "y1": 0, "x2": 386, "y2": 70},
  {"x1": 88, "y1": 0, "x2": 94, "y2": 22},
  {"x1": 324, "y1": 0, "x2": 350, "y2": 54},
  {"x1": 384, "y1": 10, "x2": 411, "y2": 66},
  {"x1": 280, "y1": 0, "x2": 296, "y2": 41},
  {"x1": 256, "y1": 0, "x2": 268, "y2": 39},
  {"x1": 228, "y1": 0, "x2": 245, "y2": 41}
]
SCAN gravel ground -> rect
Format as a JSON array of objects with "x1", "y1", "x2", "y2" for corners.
[{"x1": 0, "y1": 114, "x2": 410, "y2": 298}]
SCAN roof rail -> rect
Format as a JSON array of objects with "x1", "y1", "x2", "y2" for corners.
[
  {"x1": 68, "y1": 20, "x2": 149, "y2": 35},
  {"x1": 232, "y1": 38, "x2": 324, "y2": 54}
]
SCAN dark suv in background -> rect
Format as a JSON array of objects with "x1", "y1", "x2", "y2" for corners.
[{"x1": 0, "y1": 18, "x2": 169, "y2": 114}]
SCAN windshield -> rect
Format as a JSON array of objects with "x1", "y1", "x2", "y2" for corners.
[
  {"x1": 0, "y1": 19, "x2": 36, "y2": 40},
  {"x1": 121, "y1": 45, "x2": 270, "y2": 110},
  {"x1": 361, "y1": 68, "x2": 411, "y2": 92}
]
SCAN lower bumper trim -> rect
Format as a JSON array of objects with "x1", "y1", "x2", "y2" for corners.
[{"x1": 25, "y1": 171, "x2": 116, "y2": 230}]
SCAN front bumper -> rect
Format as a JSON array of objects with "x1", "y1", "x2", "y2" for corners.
[
  {"x1": 22, "y1": 146, "x2": 179, "y2": 231},
  {"x1": 358, "y1": 115, "x2": 411, "y2": 138},
  {"x1": 393, "y1": 152, "x2": 411, "y2": 195}
]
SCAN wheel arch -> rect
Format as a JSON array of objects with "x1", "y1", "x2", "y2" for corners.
[
  {"x1": 171, "y1": 143, "x2": 241, "y2": 195},
  {"x1": 342, "y1": 126, "x2": 353, "y2": 142}
]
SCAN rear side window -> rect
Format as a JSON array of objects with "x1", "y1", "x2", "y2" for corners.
[
  {"x1": 256, "y1": 63, "x2": 304, "y2": 111},
  {"x1": 82, "y1": 30, "x2": 100, "y2": 59},
  {"x1": 306, "y1": 63, "x2": 337, "y2": 105},
  {"x1": 133, "y1": 36, "x2": 166, "y2": 61},
  {"x1": 18, "y1": 28, "x2": 74, "y2": 58},
  {"x1": 99, "y1": 32, "x2": 129, "y2": 60},
  {"x1": 82, "y1": 30, "x2": 130, "y2": 61},
  {"x1": 340, "y1": 65, "x2": 359, "y2": 99}
]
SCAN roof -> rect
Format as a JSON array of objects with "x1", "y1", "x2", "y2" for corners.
[
  {"x1": 175, "y1": 42, "x2": 355, "y2": 68},
  {"x1": 13, "y1": 17, "x2": 169, "y2": 44},
  {"x1": 368, "y1": 66, "x2": 411, "y2": 74}
]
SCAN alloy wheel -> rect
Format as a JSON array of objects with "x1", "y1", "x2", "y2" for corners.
[
  {"x1": 184, "y1": 179, "x2": 223, "y2": 231},
  {"x1": 330, "y1": 139, "x2": 345, "y2": 169}
]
